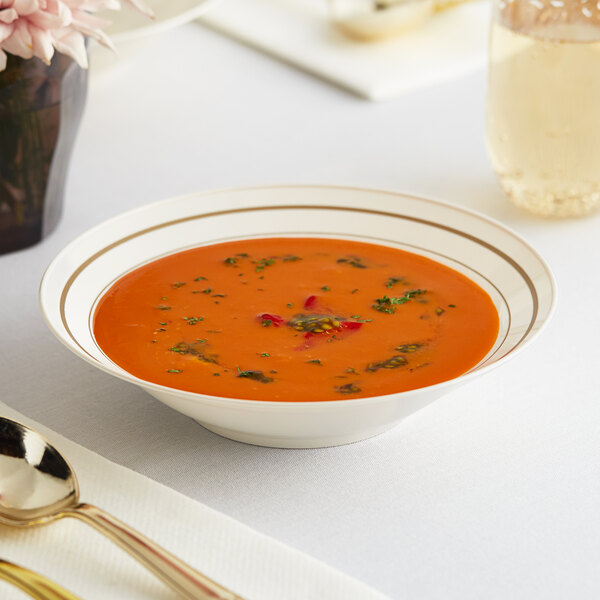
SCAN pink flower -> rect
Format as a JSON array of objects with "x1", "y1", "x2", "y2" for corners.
[{"x1": 0, "y1": 0, "x2": 153, "y2": 71}]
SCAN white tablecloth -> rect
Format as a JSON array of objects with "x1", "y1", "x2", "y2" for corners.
[{"x1": 2, "y1": 24, "x2": 600, "y2": 599}]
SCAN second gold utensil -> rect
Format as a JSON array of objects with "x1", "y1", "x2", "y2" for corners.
[
  {"x1": 0, "y1": 417, "x2": 244, "y2": 600},
  {"x1": 0, "y1": 558, "x2": 82, "y2": 600}
]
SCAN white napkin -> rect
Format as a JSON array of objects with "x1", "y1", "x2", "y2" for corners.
[
  {"x1": 199, "y1": 0, "x2": 491, "y2": 100},
  {"x1": 0, "y1": 402, "x2": 389, "y2": 600}
]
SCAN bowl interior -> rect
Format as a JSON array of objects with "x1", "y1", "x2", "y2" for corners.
[{"x1": 40, "y1": 186, "x2": 555, "y2": 402}]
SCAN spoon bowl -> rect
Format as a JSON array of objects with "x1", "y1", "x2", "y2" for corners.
[
  {"x1": 0, "y1": 416, "x2": 243, "y2": 600},
  {"x1": 0, "y1": 418, "x2": 78, "y2": 527}
]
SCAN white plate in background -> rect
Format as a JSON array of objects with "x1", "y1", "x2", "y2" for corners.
[
  {"x1": 91, "y1": 0, "x2": 221, "y2": 74},
  {"x1": 199, "y1": 0, "x2": 491, "y2": 100}
]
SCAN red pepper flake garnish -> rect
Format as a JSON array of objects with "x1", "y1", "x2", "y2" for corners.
[
  {"x1": 258, "y1": 313, "x2": 284, "y2": 327},
  {"x1": 304, "y1": 295, "x2": 317, "y2": 309},
  {"x1": 340, "y1": 321, "x2": 362, "y2": 330}
]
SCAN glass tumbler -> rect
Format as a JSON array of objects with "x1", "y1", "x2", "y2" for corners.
[{"x1": 486, "y1": 0, "x2": 600, "y2": 217}]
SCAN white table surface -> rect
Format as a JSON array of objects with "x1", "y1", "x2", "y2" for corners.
[{"x1": 2, "y1": 23, "x2": 600, "y2": 600}]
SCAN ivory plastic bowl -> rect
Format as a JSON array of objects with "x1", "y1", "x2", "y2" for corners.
[{"x1": 39, "y1": 186, "x2": 556, "y2": 448}]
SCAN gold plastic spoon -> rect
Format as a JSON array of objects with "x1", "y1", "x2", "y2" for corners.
[
  {"x1": 0, "y1": 417, "x2": 243, "y2": 600},
  {"x1": 0, "y1": 559, "x2": 82, "y2": 600}
]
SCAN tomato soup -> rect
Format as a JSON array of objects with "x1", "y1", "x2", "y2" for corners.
[{"x1": 93, "y1": 237, "x2": 499, "y2": 401}]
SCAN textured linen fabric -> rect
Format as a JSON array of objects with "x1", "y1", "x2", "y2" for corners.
[{"x1": 0, "y1": 402, "x2": 389, "y2": 600}]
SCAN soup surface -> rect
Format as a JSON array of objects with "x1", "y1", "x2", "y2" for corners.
[{"x1": 93, "y1": 237, "x2": 499, "y2": 401}]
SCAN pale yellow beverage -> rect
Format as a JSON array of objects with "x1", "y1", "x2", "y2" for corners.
[{"x1": 486, "y1": 21, "x2": 600, "y2": 217}]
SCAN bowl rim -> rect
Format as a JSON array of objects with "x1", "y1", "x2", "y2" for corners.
[{"x1": 39, "y1": 184, "x2": 558, "y2": 408}]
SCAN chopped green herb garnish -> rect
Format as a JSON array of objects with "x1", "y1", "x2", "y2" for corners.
[
  {"x1": 194, "y1": 276, "x2": 207, "y2": 281},
  {"x1": 260, "y1": 352, "x2": 270, "y2": 357},
  {"x1": 213, "y1": 373, "x2": 220, "y2": 376},
  {"x1": 366, "y1": 355, "x2": 408, "y2": 372},
  {"x1": 161, "y1": 296, "x2": 168, "y2": 301},
  {"x1": 236, "y1": 253, "x2": 249, "y2": 257},
  {"x1": 371, "y1": 290, "x2": 426, "y2": 314},
  {"x1": 212, "y1": 294, "x2": 226, "y2": 298},
  {"x1": 337, "y1": 256, "x2": 367, "y2": 269},
  {"x1": 286, "y1": 303, "x2": 293, "y2": 308},
  {"x1": 346, "y1": 367, "x2": 358, "y2": 374},
  {"x1": 335, "y1": 383, "x2": 361, "y2": 394},
  {"x1": 307, "y1": 359, "x2": 322, "y2": 365},
  {"x1": 224, "y1": 257, "x2": 238, "y2": 265},
  {"x1": 202, "y1": 288, "x2": 212, "y2": 294},
  {"x1": 168, "y1": 342, "x2": 216, "y2": 363},
  {"x1": 385, "y1": 277, "x2": 404, "y2": 289},
  {"x1": 288, "y1": 314, "x2": 342, "y2": 333},
  {"x1": 448, "y1": 304, "x2": 456, "y2": 308},
  {"x1": 184, "y1": 316, "x2": 203, "y2": 325},
  {"x1": 351, "y1": 288, "x2": 359, "y2": 294},
  {"x1": 255, "y1": 258, "x2": 275, "y2": 272},
  {"x1": 395, "y1": 343, "x2": 423, "y2": 353},
  {"x1": 159, "y1": 321, "x2": 167, "y2": 326},
  {"x1": 172, "y1": 281, "x2": 186, "y2": 289},
  {"x1": 156, "y1": 305, "x2": 171, "y2": 311},
  {"x1": 236, "y1": 368, "x2": 274, "y2": 383},
  {"x1": 321, "y1": 286, "x2": 331, "y2": 292},
  {"x1": 283, "y1": 255, "x2": 301, "y2": 262},
  {"x1": 262, "y1": 319, "x2": 273, "y2": 327},
  {"x1": 167, "y1": 369, "x2": 182, "y2": 374},
  {"x1": 435, "y1": 307, "x2": 445, "y2": 316}
]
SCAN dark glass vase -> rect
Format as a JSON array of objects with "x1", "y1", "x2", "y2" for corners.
[{"x1": 0, "y1": 52, "x2": 87, "y2": 254}]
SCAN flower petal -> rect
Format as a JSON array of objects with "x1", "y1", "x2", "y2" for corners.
[
  {"x1": 0, "y1": 22, "x2": 13, "y2": 42},
  {"x1": 70, "y1": 0, "x2": 121, "y2": 10},
  {"x1": 122, "y1": 0, "x2": 154, "y2": 18},
  {"x1": 30, "y1": 23, "x2": 54, "y2": 63},
  {"x1": 0, "y1": 8, "x2": 18, "y2": 24},
  {"x1": 71, "y1": 14, "x2": 114, "y2": 49},
  {"x1": 12, "y1": 0, "x2": 40, "y2": 15},
  {"x1": 51, "y1": 29, "x2": 87, "y2": 67},
  {"x1": 2, "y1": 20, "x2": 33, "y2": 59},
  {"x1": 28, "y1": 5, "x2": 72, "y2": 29}
]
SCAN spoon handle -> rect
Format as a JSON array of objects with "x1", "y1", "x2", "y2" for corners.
[
  {"x1": 63, "y1": 503, "x2": 244, "y2": 600},
  {"x1": 0, "y1": 559, "x2": 83, "y2": 600}
]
